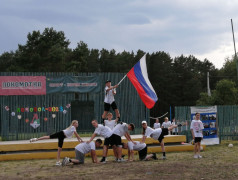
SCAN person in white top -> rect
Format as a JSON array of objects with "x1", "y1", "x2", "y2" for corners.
[
  {"x1": 171, "y1": 118, "x2": 178, "y2": 135},
  {"x1": 104, "y1": 112, "x2": 118, "y2": 130},
  {"x1": 87, "y1": 119, "x2": 118, "y2": 163},
  {"x1": 62, "y1": 139, "x2": 102, "y2": 166},
  {"x1": 141, "y1": 120, "x2": 181, "y2": 160},
  {"x1": 190, "y1": 113, "x2": 204, "y2": 159},
  {"x1": 108, "y1": 123, "x2": 135, "y2": 163},
  {"x1": 162, "y1": 117, "x2": 172, "y2": 134},
  {"x1": 123, "y1": 141, "x2": 157, "y2": 161},
  {"x1": 153, "y1": 118, "x2": 160, "y2": 129},
  {"x1": 101, "y1": 80, "x2": 121, "y2": 124},
  {"x1": 29, "y1": 120, "x2": 83, "y2": 166}
]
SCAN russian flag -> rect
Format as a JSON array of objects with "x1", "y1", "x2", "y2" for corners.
[{"x1": 127, "y1": 55, "x2": 158, "y2": 109}]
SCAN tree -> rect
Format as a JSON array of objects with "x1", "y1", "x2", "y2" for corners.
[
  {"x1": 15, "y1": 27, "x2": 71, "y2": 72},
  {"x1": 197, "y1": 79, "x2": 238, "y2": 105}
]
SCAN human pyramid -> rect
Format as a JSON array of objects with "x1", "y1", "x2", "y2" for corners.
[{"x1": 29, "y1": 80, "x2": 182, "y2": 166}]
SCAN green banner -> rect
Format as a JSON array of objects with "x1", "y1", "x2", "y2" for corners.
[{"x1": 46, "y1": 76, "x2": 101, "y2": 94}]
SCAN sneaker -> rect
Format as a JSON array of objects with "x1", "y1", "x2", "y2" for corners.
[
  {"x1": 152, "y1": 153, "x2": 158, "y2": 160},
  {"x1": 29, "y1": 138, "x2": 37, "y2": 143},
  {"x1": 55, "y1": 161, "x2": 62, "y2": 166},
  {"x1": 62, "y1": 157, "x2": 70, "y2": 166},
  {"x1": 198, "y1": 155, "x2": 202, "y2": 158},
  {"x1": 194, "y1": 154, "x2": 198, "y2": 159},
  {"x1": 114, "y1": 158, "x2": 118, "y2": 162},
  {"x1": 100, "y1": 158, "x2": 106, "y2": 163},
  {"x1": 117, "y1": 158, "x2": 126, "y2": 162},
  {"x1": 162, "y1": 156, "x2": 166, "y2": 160}
]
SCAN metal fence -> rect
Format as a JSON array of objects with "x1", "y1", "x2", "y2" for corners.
[
  {"x1": 175, "y1": 105, "x2": 238, "y2": 142},
  {"x1": 0, "y1": 72, "x2": 149, "y2": 141}
]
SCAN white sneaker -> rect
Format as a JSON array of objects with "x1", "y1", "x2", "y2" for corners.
[
  {"x1": 198, "y1": 155, "x2": 202, "y2": 158},
  {"x1": 117, "y1": 158, "x2": 126, "y2": 162},
  {"x1": 161, "y1": 156, "x2": 166, "y2": 160},
  {"x1": 55, "y1": 161, "x2": 62, "y2": 166},
  {"x1": 29, "y1": 138, "x2": 38, "y2": 143},
  {"x1": 194, "y1": 154, "x2": 198, "y2": 159},
  {"x1": 62, "y1": 157, "x2": 70, "y2": 166}
]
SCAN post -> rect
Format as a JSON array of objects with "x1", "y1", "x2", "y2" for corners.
[
  {"x1": 207, "y1": 72, "x2": 211, "y2": 96},
  {"x1": 231, "y1": 19, "x2": 238, "y2": 81}
]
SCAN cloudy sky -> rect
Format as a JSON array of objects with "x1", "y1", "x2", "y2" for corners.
[{"x1": 1, "y1": 0, "x2": 238, "y2": 69}]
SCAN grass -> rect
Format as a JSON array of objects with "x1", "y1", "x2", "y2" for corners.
[{"x1": 0, "y1": 141, "x2": 238, "y2": 179}]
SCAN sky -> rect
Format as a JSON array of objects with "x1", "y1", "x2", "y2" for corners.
[{"x1": 0, "y1": 0, "x2": 238, "y2": 69}]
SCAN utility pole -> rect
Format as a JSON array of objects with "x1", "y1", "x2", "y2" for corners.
[
  {"x1": 207, "y1": 72, "x2": 211, "y2": 96},
  {"x1": 231, "y1": 19, "x2": 238, "y2": 81}
]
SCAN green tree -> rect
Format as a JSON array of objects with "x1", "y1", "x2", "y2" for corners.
[
  {"x1": 15, "y1": 27, "x2": 70, "y2": 72},
  {"x1": 197, "y1": 79, "x2": 238, "y2": 105}
]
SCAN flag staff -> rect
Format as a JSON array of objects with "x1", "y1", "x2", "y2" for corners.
[
  {"x1": 117, "y1": 54, "x2": 146, "y2": 85},
  {"x1": 231, "y1": 19, "x2": 238, "y2": 82}
]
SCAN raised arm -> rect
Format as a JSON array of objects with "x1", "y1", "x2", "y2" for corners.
[{"x1": 106, "y1": 84, "x2": 118, "y2": 92}]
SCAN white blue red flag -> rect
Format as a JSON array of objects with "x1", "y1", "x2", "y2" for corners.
[{"x1": 127, "y1": 55, "x2": 158, "y2": 109}]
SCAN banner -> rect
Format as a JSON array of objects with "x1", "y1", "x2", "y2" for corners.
[
  {"x1": 0, "y1": 76, "x2": 46, "y2": 95},
  {"x1": 191, "y1": 106, "x2": 219, "y2": 145},
  {"x1": 46, "y1": 76, "x2": 100, "y2": 94}
]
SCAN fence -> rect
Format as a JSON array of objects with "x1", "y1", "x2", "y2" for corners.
[
  {"x1": 175, "y1": 105, "x2": 238, "y2": 142},
  {"x1": 0, "y1": 72, "x2": 149, "y2": 141}
]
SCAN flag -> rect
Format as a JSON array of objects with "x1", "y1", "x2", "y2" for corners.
[{"x1": 127, "y1": 55, "x2": 158, "y2": 109}]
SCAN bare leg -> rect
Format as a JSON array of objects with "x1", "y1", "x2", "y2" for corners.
[
  {"x1": 102, "y1": 145, "x2": 108, "y2": 157},
  {"x1": 37, "y1": 136, "x2": 50, "y2": 141},
  {"x1": 102, "y1": 111, "x2": 108, "y2": 119},
  {"x1": 117, "y1": 146, "x2": 122, "y2": 159},
  {"x1": 194, "y1": 143, "x2": 198, "y2": 155},
  {"x1": 71, "y1": 159, "x2": 80, "y2": 164},
  {"x1": 57, "y1": 147, "x2": 62, "y2": 162},
  {"x1": 145, "y1": 154, "x2": 153, "y2": 160},
  {"x1": 112, "y1": 145, "x2": 118, "y2": 158},
  {"x1": 160, "y1": 140, "x2": 165, "y2": 152},
  {"x1": 114, "y1": 109, "x2": 120, "y2": 118}
]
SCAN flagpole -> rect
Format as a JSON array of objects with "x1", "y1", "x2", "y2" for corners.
[
  {"x1": 117, "y1": 74, "x2": 127, "y2": 85},
  {"x1": 117, "y1": 53, "x2": 147, "y2": 85}
]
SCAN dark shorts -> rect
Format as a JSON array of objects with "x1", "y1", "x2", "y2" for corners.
[
  {"x1": 104, "y1": 101, "x2": 118, "y2": 111},
  {"x1": 158, "y1": 128, "x2": 169, "y2": 143},
  {"x1": 110, "y1": 134, "x2": 122, "y2": 146},
  {"x1": 104, "y1": 135, "x2": 114, "y2": 146},
  {"x1": 139, "y1": 146, "x2": 147, "y2": 160},
  {"x1": 194, "y1": 137, "x2": 202, "y2": 143},
  {"x1": 50, "y1": 131, "x2": 66, "y2": 148},
  {"x1": 75, "y1": 149, "x2": 84, "y2": 164}
]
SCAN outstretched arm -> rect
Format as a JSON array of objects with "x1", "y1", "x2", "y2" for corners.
[
  {"x1": 74, "y1": 131, "x2": 83, "y2": 142},
  {"x1": 87, "y1": 133, "x2": 97, "y2": 143},
  {"x1": 141, "y1": 135, "x2": 147, "y2": 143}
]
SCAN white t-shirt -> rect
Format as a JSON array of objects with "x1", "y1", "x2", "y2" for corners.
[
  {"x1": 113, "y1": 123, "x2": 128, "y2": 137},
  {"x1": 171, "y1": 121, "x2": 177, "y2": 132},
  {"x1": 190, "y1": 120, "x2": 204, "y2": 137},
  {"x1": 153, "y1": 123, "x2": 160, "y2": 129},
  {"x1": 63, "y1": 126, "x2": 76, "y2": 138},
  {"x1": 162, "y1": 121, "x2": 171, "y2": 128},
  {"x1": 94, "y1": 124, "x2": 113, "y2": 138},
  {"x1": 104, "y1": 86, "x2": 115, "y2": 104},
  {"x1": 128, "y1": 141, "x2": 146, "y2": 151},
  {"x1": 104, "y1": 120, "x2": 117, "y2": 130},
  {"x1": 75, "y1": 142, "x2": 95, "y2": 154},
  {"x1": 144, "y1": 126, "x2": 162, "y2": 140}
]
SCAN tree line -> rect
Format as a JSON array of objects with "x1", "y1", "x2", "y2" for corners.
[{"x1": 0, "y1": 27, "x2": 238, "y2": 118}]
